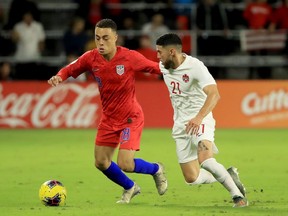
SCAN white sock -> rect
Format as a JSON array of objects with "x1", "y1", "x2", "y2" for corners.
[
  {"x1": 201, "y1": 158, "x2": 242, "y2": 197},
  {"x1": 187, "y1": 168, "x2": 217, "y2": 185}
]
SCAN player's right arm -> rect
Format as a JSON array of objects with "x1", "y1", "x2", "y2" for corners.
[
  {"x1": 47, "y1": 50, "x2": 93, "y2": 87},
  {"x1": 129, "y1": 50, "x2": 161, "y2": 75},
  {"x1": 185, "y1": 58, "x2": 218, "y2": 135}
]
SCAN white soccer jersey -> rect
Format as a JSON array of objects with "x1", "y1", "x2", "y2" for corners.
[{"x1": 160, "y1": 54, "x2": 216, "y2": 136}]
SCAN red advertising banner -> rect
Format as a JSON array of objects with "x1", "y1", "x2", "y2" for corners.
[
  {"x1": 0, "y1": 81, "x2": 287, "y2": 129},
  {"x1": 0, "y1": 82, "x2": 102, "y2": 128}
]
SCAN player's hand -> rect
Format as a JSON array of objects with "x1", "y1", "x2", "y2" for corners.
[
  {"x1": 185, "y1": 116, "x2": 203, "y2": 135},
  {"x1": 48, "y1": 75, "x2": 62, "y2": 87}
]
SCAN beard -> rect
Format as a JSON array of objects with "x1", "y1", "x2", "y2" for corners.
[{"x1": 163, "y1": 59, "x2": 174, "y2": 69}]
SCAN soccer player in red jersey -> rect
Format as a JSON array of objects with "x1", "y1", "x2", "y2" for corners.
[{"x1": 48, "y1": 19, "x2": 167, "y2": 203}]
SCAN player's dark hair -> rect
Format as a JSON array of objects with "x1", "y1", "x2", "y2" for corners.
[
  {"x1": 156, "y1": 33, "x2": 182, "y2": 47},
  {"x1": 95, "y1": 19, "x2": 117, "y2": 31}
]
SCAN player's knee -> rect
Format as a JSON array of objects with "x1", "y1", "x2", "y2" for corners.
[
  {"x1": 183, "y1": 173, "x2": 198, "y2": 184},
  {"x1": 94, "y1": 158, "x2": 108, "y2": 171},
  {"x1": 94, "y1": 161, "x2": 104, "y2": 170}
]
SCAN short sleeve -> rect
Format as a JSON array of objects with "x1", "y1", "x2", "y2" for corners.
[{"x1": 193, "y1": 59, "x2": 216, "y2": 89}]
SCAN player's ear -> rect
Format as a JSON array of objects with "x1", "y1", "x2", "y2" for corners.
[
  {"x1": 114, "y1": 34, "x2": 118, "y2": 42},
  {"x1": 170, "y1": 48, "x2": 176, "y2": 56}
]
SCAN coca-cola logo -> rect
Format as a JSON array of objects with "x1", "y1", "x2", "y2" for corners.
[
  {"x1": 241, "y1": 89, "x2": 288, "y2": 116},
  {"x1": 0, "y1": 83, "x2": 100, "y2": 128}
]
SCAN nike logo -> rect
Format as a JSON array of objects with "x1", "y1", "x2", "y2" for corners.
[{"x1": 92, "y1": 68, "x2": 99, "y2": 72}]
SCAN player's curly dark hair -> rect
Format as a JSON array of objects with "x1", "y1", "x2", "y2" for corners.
[
  {"x1": 156, "y1": 33, "x2": 182, "y2": 47},
  {"x1": 95, "y1": 19, "x2": 117, "y2": 32}
]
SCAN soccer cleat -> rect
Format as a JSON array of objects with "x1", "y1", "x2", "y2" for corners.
[
  {"x1": 153, "y1": 163, "x2": 168, "y2": 195},
  {"x1": 116, "y1": 183, "x2": 141, "y2": 204},
  {"x1": 227, "y1": 166, "x2": 246, "y2": 197},
  {"x1": 232, "y1": 196, "x2": 249, "y2": 208}
]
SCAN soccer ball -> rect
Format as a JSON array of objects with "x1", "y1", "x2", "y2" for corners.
[{"x1": 39, "y1": 180, "x2": 67, "y2": 206}]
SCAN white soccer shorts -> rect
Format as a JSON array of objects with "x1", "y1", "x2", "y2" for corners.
[{"x1": 172, "y1": 117, "x2": 219, "y2": 163}]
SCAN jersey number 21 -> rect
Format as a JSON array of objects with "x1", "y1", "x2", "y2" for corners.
[{"x1": 171, "y1": 81, "x2": 181, "y2": 94}]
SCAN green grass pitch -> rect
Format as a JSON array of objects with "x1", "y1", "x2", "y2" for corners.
[{"x1": 0, "y1": 128, "x2": 287, "y2": 216}]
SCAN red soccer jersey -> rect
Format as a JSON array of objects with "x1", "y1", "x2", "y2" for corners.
[{"x1": 57, "y1": 46, "x2": 160, "y2": 128}]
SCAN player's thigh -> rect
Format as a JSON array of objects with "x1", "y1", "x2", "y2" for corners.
[
  {"x1": 180, "y1": 159, "x2": 200, "y2": 183},
  {"x1": 119, "y1": 119, "x2": 144, "y2": 151},
  {"x1": 197, "y1": 140, "x2": 214, "y2": 164},
  {"x1": 94, "y1": 127, "x2": 121, "y2": 168},
  {"x1": 174, "y1": 135, "x2": 198, "y2": 164},
  {"x1": 95, "y1": 127, "x2": 121, "y2": 148},
  {"x1": 194, "y1": 118, "x2": 218, "y2": 164},
  {"x1": 117, "y1": 121, "x2": 143, "y2": 171},
  {"x1": 193, "y1": 118, "x2": 216, "y2": 145}
]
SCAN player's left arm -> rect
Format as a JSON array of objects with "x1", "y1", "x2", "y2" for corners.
[
  {"x1": 130, "y1": 50, "x2": 161, "y2": 75},
  {"x1": 186, "y1": 84, "x2": 220, "y2": 134}
]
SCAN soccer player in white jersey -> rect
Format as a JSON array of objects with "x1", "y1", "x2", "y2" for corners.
[{"x1": 156, "y1": 33, "x2": 248, "y2": 207}]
